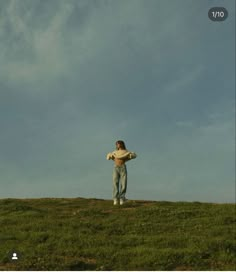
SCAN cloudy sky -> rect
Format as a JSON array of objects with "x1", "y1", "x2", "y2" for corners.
[{"x1": 0, "y1": 0, "x2": 235, "y2": 203}]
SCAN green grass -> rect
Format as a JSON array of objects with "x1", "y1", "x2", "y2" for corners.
[{"x1": 0, "y1": 198, "x2": 235, "y2": 270}]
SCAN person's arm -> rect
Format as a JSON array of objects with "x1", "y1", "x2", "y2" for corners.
[
  {"x1": 123, "y1": 157, "x2": 131, "y2": 162},
  {"x1": 107, "y1": 153, "x2": 115, "y2": 160},
  {"x1": 124, "y1": 152, "x2": 137, "y2": 161}
]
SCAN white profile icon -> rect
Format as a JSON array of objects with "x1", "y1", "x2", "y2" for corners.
[{"x1": 12, "y1": 253, "x2": 18, "y2": 260}]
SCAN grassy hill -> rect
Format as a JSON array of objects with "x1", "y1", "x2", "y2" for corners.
[{"x1": 0, "y1": 198, "x2": 235, "y2": 270}]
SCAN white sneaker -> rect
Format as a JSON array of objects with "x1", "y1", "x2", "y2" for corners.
[
  {"x1": 113, "y1": 199, "x2": 118, "y2": 205},
  {"x1": 120, "y1": 198, "x2": 126, "y2": 205}
]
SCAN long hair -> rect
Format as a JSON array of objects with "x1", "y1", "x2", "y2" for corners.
[{"x1": 116, "y1": 140, "x2": 126, "y2": 150}]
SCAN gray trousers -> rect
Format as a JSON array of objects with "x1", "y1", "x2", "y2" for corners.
[{"x1": 112, "y1": 164, "x2": 127, "y2": 200}]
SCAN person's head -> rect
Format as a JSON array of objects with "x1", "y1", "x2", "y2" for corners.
[{"x1": 116, "y1": 140, "x2": 126, "y2": 150}]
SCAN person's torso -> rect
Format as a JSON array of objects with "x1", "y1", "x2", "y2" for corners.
[{"x1": 113, "y1": 149, "x2": 128, "y2": 166}]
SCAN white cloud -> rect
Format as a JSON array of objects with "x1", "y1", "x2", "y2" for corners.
[
  {"x1": 164, "y1": 65, "x2": 205, "y2": 94},
  {"x1": 0, "y1": 1, "x2": 74, "y2": 88}
]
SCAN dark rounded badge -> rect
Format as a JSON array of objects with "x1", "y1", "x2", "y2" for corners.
[
  {"x1": 208, "y1": 7, "x2": 228, "y2": 21},
  {"x1": 8, "y1": 250, "x2": 22, "y2": 262}
]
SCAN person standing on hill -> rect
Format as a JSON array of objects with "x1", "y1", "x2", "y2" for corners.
[{"x1": 106, "y1": 140, "x2": 137, "y2": 205}]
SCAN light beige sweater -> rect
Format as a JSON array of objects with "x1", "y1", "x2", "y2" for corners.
[{"x1": 106, "y1": 149, "x2": 137, "y2": 160}]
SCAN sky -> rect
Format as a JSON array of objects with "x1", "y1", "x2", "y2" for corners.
[{"x1": 0, "y1": 0, "x2": 235, "y2": 203}]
